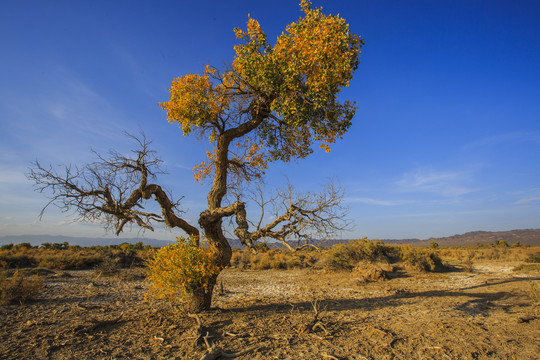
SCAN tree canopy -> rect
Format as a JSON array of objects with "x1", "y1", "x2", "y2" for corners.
[{"x1": 160, "y1": 0, "x2": 363, "y2": 182}]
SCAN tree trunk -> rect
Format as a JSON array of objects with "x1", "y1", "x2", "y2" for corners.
[{"x1": 183, "y1": 275, "x2": 217, "y2": 313}]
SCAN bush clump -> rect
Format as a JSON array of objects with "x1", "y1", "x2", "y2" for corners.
[
  {"x1": 353, "y1": 261, "x2": 394, "y2": 282},
  {"x1": 146, "y1": 238, "x2": 220, "y2": 302},
  {"x1": 1, "y1": 271, "x2": 43, "y2": 305},
  {"x1": 399, "y1": 245, "x2": 444, "y2": 272},
  {"x1": 324, "y1": 238, "x2": 395, "y2": 271},
  {"x1": 525, "y1": 251, "x2": 540, "y2": 263}
]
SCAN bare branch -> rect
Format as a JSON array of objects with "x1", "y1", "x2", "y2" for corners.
[
  {"x1": 27, "y1": 133, "x2": 199, "y2": 240},
  {"x1": 232, "y1": 179, "x2": 350, "y2": 250}
]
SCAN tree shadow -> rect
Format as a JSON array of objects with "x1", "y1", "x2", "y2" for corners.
[{"x1": 219, "y1": 276, "x2": 537, "y2": 315}]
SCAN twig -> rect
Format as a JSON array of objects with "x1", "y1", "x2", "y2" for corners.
[{"x1": 321, "y1": 354, "x2": 340, "y2": 360}]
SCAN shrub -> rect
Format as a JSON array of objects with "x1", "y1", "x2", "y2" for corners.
[
  {"x1": 1, "y1": 271, "x2": 43, "y2": 305},
  {"x1": 525, "y1": 251, "x2": 540, "y2": 263},
  {"x1": 429, "y1": 242, "x2": 439, "y2": 249},
  {"x1": 0, "y1": 253, "x2": 37, "y2": 268},
  {"x1": 146, "y1": 238, "x2": 220, "y2": 302},
  {"x1": 400, "y1": 245, "x2": 444, "y2": 272},
  {"x1": 461, "y1": 251, "x2": 475, "y2": 272},
  {"x1": 94, "y1": 256, "x2": 121, "y2": 276},
  {"x1": 323, "y1": 238, "x2": 395, "y2": 271},
  {"x1": 253, "y1": 242, "x2": 270, "y2": 253},
  {"x1": 353, "y1": 261, "x2": 392, "y2": 282}
]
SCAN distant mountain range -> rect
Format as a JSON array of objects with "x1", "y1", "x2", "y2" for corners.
[
  {"x1": 1, "y1": 229, "x2": 539, "y2": 248},
  {"x1": 0, "y1": 234, "x2": 171, "y2": 248}
]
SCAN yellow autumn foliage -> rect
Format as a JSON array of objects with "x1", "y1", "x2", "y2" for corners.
[
  {"x1": 146, "y1": 238, "x2": 220, "y2": 302},
  {"x1": 160, "y1": 0, "x2": 363, "y2": 176}
]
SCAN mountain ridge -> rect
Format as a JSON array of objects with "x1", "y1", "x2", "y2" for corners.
[{"x1": 1, "y1": 229, "x2": 539, "y2": 248}]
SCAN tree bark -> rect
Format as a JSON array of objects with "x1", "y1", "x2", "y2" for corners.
[{"x1": 183, "y1": 275, "x2": 217, "y2": 313}]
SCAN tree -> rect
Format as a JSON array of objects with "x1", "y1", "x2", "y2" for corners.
[{"x1": 28, "y1": 0, "x2": 363, "y2": 312}]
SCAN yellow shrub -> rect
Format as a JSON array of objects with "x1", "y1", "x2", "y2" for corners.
[{"x1": 146, "y1": 238, "x2": 220, "y2": 302}]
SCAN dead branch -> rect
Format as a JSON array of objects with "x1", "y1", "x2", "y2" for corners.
[
  {"x1": 199, "y1": 343, "x2": 263, "y2": 360},
  {"x1": 297, "y1": 300, "x2": 329, "y2": 336},
  {"x1": 189, "y1": 314, "x2": 262, "y2": 360},
  {"x1": 295, "y1": 243, "x2": 321, "y2": 252},
  {"x1": 321, "y1": 354, "x2": 340, "y2": 360},
  {"x1": 187, "y1": 313, "x2": 205, "y2": 346},
  {"x1": 27, "y1": 133, "x2": 199, "y2": 241},
  {"x1": 233, "y1": 179, "x2": 349, "y2": 250}
]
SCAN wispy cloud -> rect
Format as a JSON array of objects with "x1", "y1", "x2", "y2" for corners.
[
  {"x1": 0, "y1": 168, "x2": 27, "y2": 185},
  {"x1": 515, "y1": 197, "x2": 540, "y2": 205},
  {"x1": 346, "y1": 197, "x2": 400, "y2": 206},
  {"x1": 396, "y1": 169, "x2": 474, "y2": 197},
  {"x1": 44, "y1": 73, "x2": 127, "y2": 139},
  {"x1": 464, "y1": 132, "x2": 540, "y2": 150}
]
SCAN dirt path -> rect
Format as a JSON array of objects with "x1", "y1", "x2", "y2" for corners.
[{"x1": 1, "y1": 262, "x2": 539, "y2": 359}]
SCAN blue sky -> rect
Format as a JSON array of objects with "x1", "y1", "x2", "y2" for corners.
[{"x1": 1, "y1": 0, "x2": 539, "y2": 241}]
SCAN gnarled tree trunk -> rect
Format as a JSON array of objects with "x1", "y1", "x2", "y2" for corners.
[{"x1": 183, "y1": 275, "x2": 217, "y2": 313}]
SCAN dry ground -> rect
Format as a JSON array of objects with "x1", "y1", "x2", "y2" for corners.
[{"x1": 1, "y1": 261, "x2": 539, "y2": 359}]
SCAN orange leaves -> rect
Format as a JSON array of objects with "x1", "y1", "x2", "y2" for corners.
[
  {"x1": 193, "y1": 149, "x2": 216, "y2": 182},
  {"x1": 158, "y1": 70, "x2": 232, "y2": 136},
  {"x1": 158, "y1": 73, "x2": 216, "y2": 135},
  {"x1": 160, "y1": 1, "x2": 362, "y2": 181},
  {"x1": 273, "y1": 1, "x2": 363, "y2": 111},
  {"x1": 234, "y1": 137, "x2": 268, "y2": 180}
]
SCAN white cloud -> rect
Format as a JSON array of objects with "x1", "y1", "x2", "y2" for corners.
[{"x1": 396, "y1": 169, "x2": 474, "y2": 197}]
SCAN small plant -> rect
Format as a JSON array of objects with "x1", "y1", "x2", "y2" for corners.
[
  {"x1": 1, "y1": 271, "x2": 43, "y2": 305},
  {"x1": 527, "y1": 279, "x2": 539, "y2": 304},
  {"x1": 462, "y1": 251, "x2": 474, "y2": 272},
  {"x1": 146, "y1": 237, "x2": 220, "y2": 304},
  {"x1": 94, "y1": 256, "x2": 121, "y2": 277}
]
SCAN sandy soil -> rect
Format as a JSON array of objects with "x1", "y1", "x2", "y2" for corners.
[{"x1": 1, "y1": 262, "x2": 539, "y2": 359}]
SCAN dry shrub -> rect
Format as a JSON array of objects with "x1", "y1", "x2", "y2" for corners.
[
  {"x1": 323, "y1": 238, "x2": 395, "y2": 271},
  {"x1": 525, "y1": 251, "x2": 540, "y2": 263},
  {"x1": 438, "y1": 246, "x2": 539, "y2": 262},
  {"x1": 117, "y1": 267, "x2": 148, "y2": 281},
  {"x1": 230, "y1": 248, "x2": 319, "y2": 270},
  {"x1": 400, "y1": 245, "x2": 444, "y2": 272},
  {"x1": 1, "y1": 271, "x2": 43, "y2": 305},
  {"x1": 513, "y1": 263, "x2": 540, "y2": 273},
  {"x1": 94, "y1": 256, "x2": 121, "y2": 277},
  {"x1": 353, "y1": 261, "x2": 392, "y2": 282},
  {"x1": 230, "y1": 250, "x2": 253, "y2": 270},
  {"x1": 461, "y1": 251, "x2": 475, "y2": 272}
]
